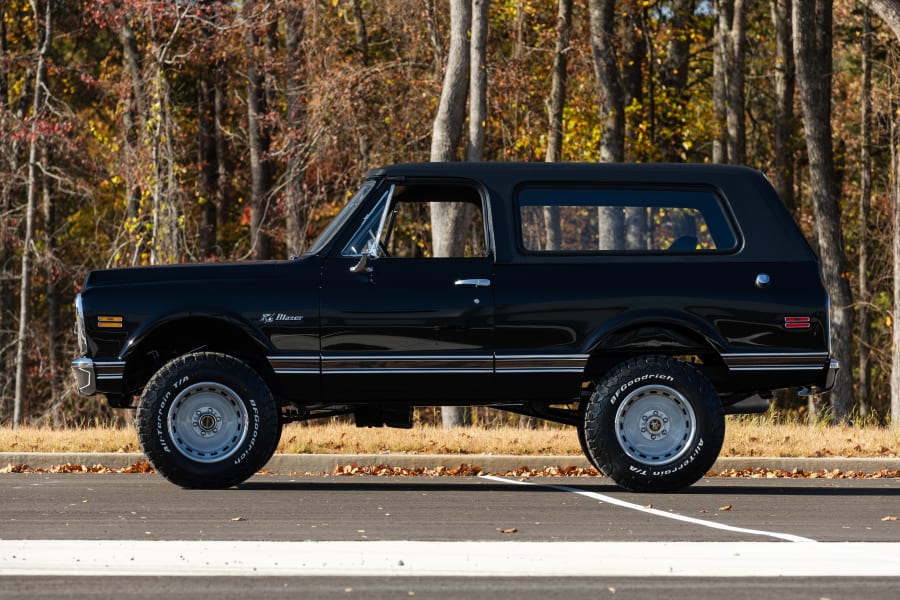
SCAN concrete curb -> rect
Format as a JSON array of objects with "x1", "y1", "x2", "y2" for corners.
[{"x1": 2, "y1": 452, "x2": 899, "y2": 474}]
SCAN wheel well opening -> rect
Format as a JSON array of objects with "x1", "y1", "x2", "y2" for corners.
[
  {"x1": 123, "y1": 318, "x2": 272, "y2": 398},
  {"x1": 582, "y1": 323, "x2": 724, "y2": 387}
]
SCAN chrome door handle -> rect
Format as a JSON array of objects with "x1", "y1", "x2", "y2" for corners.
[{"x1": 454, "y1": 278, "x2": 491, "y2": 288}]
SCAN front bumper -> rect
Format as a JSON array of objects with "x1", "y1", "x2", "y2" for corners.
[{"x1": 71, "y1": 358, "x2": 126, "y2": 396}]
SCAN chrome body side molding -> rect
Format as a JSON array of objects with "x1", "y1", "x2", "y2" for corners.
[{"x1": 721, "y1": 352, "x2": 830, "y2": 371}]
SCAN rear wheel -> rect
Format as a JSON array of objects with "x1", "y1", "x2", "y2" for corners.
[
  {"x1": 136, "y1": 352, "x2": 279, "y2": 488},
  {"x1": 583, "y1": 355, "x2": 724, "y2": 492}
]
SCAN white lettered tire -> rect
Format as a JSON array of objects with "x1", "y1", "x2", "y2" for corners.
[
  {"x1": 136, "y1": 352, "x2": 280, "y2": 488},
  {"x1": 583, "y1": 356, "x2": 725, "y2": 492}
]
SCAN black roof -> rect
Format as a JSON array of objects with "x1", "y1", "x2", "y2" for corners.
[
  {"x1": 366, "y1": 161, "x2": 764, "y2": 181},
  {"x1": 364, "y1": 161, "x2": 815, "y2": 262}
]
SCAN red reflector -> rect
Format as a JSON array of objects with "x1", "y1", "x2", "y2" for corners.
[{"x1": 784, "y1": 316, "x2": 811, "y2": 329}]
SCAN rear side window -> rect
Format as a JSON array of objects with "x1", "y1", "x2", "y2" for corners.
[{"x1": 518, "y1": 187, "x2": 738, "y2": 253}]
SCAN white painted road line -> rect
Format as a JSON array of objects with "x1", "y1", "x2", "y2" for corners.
[
  {"x1": 480, "y1": 475, "x2": 816, "y2": 543},
  {"x1": 2, "y1": 540, "x2": 900, "y2": 577}
]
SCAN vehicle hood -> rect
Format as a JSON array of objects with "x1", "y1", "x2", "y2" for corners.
[{"x1": 84, "y1": 259, "x2": 306, "y2": 288}]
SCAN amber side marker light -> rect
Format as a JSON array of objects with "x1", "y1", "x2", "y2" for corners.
[{"x1": 97, "y1": 316, "x2": 124, "y2": 328}]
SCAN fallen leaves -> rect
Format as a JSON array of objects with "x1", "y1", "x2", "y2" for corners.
[
  {"x1": 881, "y1": 516, "x2": 898, "y2": 522},
  {"x1": 719, "y1": 505, "x2": 734, "y2": 512},
  {"x1": 331, "y1": 463, "x2": 598, "y2": 478},
  {"x1": 2, "y1": 461, "x2": 899, "y2": 481},
  {"x1": 709, "y1": 467, "x2": 900, "y2": 480},
  {"x1": 1, "y1": 461, "x2": 155, "y2": 474},
  {"x1": 496, "y1": 527, "x2": 518, "y2": 534}
]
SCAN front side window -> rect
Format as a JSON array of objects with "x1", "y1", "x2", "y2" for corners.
[
  {"x1": 518, "y1": 187, "x2": 737, "y2": 253},
  {"x1": 343, "y1": 183, "x2": 488, "y2": 259}
]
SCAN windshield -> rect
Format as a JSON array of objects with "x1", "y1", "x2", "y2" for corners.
[{"x1": 306, "y1": 179, "x2": 377, "y2": 255}]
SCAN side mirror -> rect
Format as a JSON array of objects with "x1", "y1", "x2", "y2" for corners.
[{"x1": 350, "y1": 252, "x2": 375, "y2": 274}]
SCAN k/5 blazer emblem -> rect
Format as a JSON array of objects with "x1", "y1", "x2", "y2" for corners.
[{"x1": 260, "y1": 313, "x2": 304, "y2": 324}]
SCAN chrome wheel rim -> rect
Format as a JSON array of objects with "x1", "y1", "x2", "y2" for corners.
[
  {"x1": 167, "y1": 382, "x2": 249, "y2": 463},
  {"x1": 614, "y1": 384, "x2": 697, "y2": 466}
]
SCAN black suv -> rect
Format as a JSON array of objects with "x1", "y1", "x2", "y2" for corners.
[{"x1": 72, "y1": 163, "x2": 837, "y2": 492}]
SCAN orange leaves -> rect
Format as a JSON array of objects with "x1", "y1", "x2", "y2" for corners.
[
  {"x1": 0, "y1": 461, "x2": 155, "y2": 474},
  {"x1": 331, "y1": 463, "x2": 600, "y2": 478},
  {"x1": 710, "y1": 467, "x2": 900, "y2": 480}
]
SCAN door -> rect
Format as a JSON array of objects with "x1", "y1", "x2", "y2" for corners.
[{"x1": 320, "y1": 181, "x2": 495, "y2": 403}]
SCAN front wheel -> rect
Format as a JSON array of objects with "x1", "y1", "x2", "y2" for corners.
[
  {"x1": 583, "y1": 356, "x2": 724, "y2": 492},
  {"x1": 136, "y1": 352, "x2": 280, "y2": 489}
]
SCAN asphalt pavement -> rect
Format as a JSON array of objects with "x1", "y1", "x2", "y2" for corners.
[{"x1": 1, "y1": 472, "x2": 899, "y2": 599}]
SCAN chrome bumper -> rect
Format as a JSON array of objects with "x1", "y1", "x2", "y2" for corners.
[
  {"x1": 824, "y1": 359, "x2": 839, "y2": 391},
  {"x1": 72, "y1": 357, "x2": 95, "y2": 395},
  {"x1": 71, "y1": 358, "x2": 125, "y2": 396}
]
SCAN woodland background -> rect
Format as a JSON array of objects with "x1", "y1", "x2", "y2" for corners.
[{"x1": 2, "y1": 0, "x2": 900, "y2": 429}]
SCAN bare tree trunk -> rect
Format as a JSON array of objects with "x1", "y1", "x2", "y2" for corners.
[
  {"x1": 245, "y1": 0, "x2": 273, "y2": 260},
  {"x1": 622, "y1": 5, "x2": 646, "y2": 147},
  {"x1": 714, "y1": 0, "x2": 747, "y2": 165},
  {"x1": 466, "y1": 0, "x2": 489, "y2": 162},
  {"x1": 198, "y1": 75, "x2": 218, "y2": 259},
  {"x1": 771, "y1": 0, "x2": 795, "y2": 211},
  {"x1": 422, "y1": 0, "x2": 444, "y2": 75},
  {"x1": 542, "y1": 0, "x2": 572, "y2": 260},
  {"x1": 868, "y1": 0, "x2": 900, "y2": 35},
  {"x1": 119, "y1": 21, "x2": 146, "y2": 261},
  {"x1": 858, "y1": 7, "x2": 873, "y2": 420},
  {"x1": 661, "y1": 0, "x2": 694, "y2": 161},
  {"x1": 712, "y1": 0, "x2": 728, "y2": 163},
  {"x1": 430, "y1": 0, "x2": 472, "y2": 258},
  {"x1": 793, "y1": 0, "x2": 853, "y2": 423},
  {"x1": 350, "y1": 0, "x2": 369, "y2": 66},
  {"x1": 432, "y1": 0, "x2": 471, "y2": 429},
  {"x1": 546, "y1": 0, "x2": 571, "y2": 165},
  {"x1": 430, "y1": 0, "x2": 470, "y2": 165},
  {"x1": 149, "y1": 43, "x2": 181, "y2": 265},
  {"x1": 41, "y1": 144, "x2": 60, "y2": 423},
  {"x1": 14, "y1": 0, "x2": 50, "y2": 428},
  {"x1": 589, "y1": 0, "x2": 625, "y2": 164},
  {"x1": 590, "y1": 0, "x2": 626, "y2": 249},
  {"x1": 285, "y1": 4, "x2": 307, "y2": 258},
  {"x1": 725, "y1": 0, "x2": 747, "y2": 165},
  {"x1": 214, "y1": 63, "x2": 230, "y2": 237}
]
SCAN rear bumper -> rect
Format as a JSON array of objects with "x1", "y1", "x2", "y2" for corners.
[
  {"x1": 720, "y1": 352, "x2": 838, "y2": 393},
  {"x1": 71, "y1": 358, "x2": 125, "y2": 396},
  {"x1": 824, "y1": 359, "x2": 839, "y2": 391}
]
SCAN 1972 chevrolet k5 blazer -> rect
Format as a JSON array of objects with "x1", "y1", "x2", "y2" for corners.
[{"x1": 72, "y1": 162, "x2": 837, "y2": 491}]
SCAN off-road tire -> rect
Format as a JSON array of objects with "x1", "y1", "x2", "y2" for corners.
[
  {"x1": 136, "y1": 352, "x2": 279, "y2": 489},
  {"x1": 583, "y1": 355, "x2": 725, "y2": 492}
]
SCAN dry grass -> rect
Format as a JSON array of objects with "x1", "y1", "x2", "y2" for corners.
[{"x1": 0, "y1": 417, "x2": 897, "y2": 457}]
